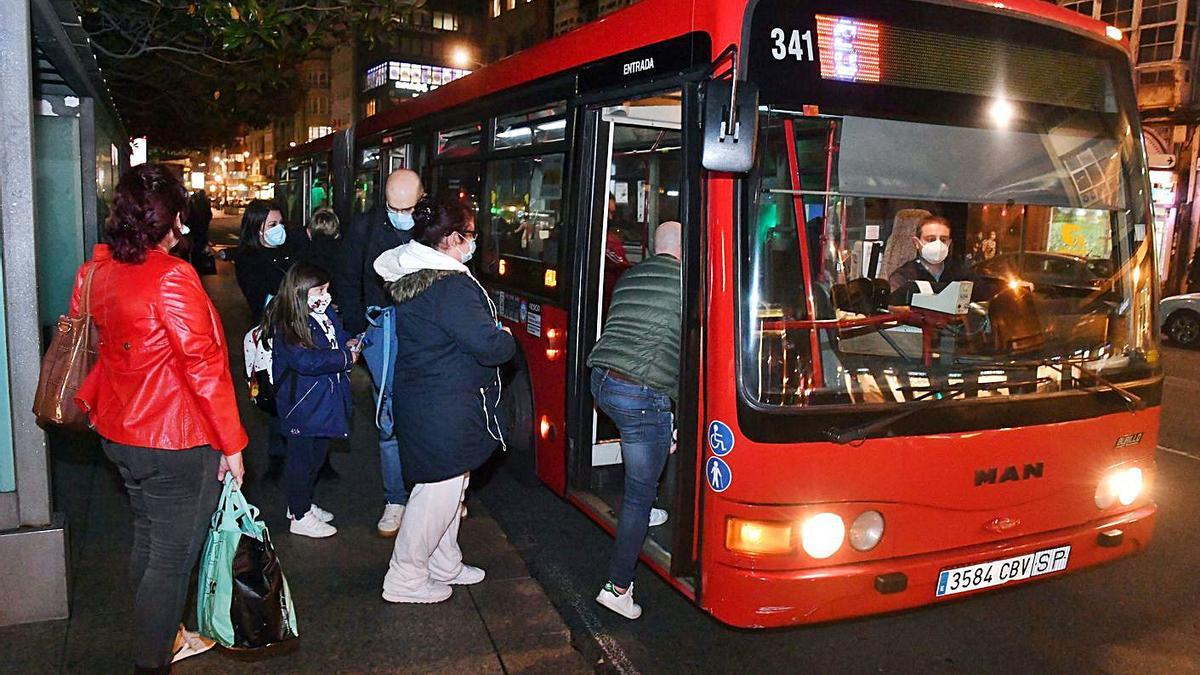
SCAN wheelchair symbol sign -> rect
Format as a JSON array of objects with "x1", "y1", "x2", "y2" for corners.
[
  {"x1": 708, "y1": 420, "x2": 734, "y2": 457},
  {"x1": 706, "y1": 456, "x2": 732, "y2": 493}
]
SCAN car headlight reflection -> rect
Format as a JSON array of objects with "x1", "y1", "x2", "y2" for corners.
[{"x1": 800, "y1": 512, "x2": 845, "y2": 559}]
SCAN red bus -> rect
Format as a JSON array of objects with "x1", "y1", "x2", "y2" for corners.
[{"x1": 277, "y1": 0, "x2": 1162, "y2": 628}]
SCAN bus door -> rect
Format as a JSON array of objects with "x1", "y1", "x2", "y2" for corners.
[{"x1": 570, "y1": 89, "x2": 697, "y2": 579}]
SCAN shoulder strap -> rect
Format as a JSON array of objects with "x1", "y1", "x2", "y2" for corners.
[{"x1": 81, "y1": 263, "x2": 98, "y2": 317}]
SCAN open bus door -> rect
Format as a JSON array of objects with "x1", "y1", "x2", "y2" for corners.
[{"x1": 567, "y1": 85, "x2": 703, "y2": 588}]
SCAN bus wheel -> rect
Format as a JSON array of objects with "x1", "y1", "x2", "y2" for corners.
[
  {"x1": 1166, "y1": 310, "x2": 1200, "y2": 348},
  {"x1": 501, "y1": 366, "x2": 539, "y2": 485}
]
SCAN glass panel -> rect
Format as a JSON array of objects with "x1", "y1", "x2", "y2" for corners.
[
  {"x1": 355, "y1": 146, "x2": 380, "y2": 217},
  {"x1": 438, "y1": 124, "x2": 482, "y2": 158},
  {"x1": 484, "y1": 154, "x2": 566, "y2": 270},
  {"x1": 311, "y1": 158, "x2": 331, "y2": 215},
  {"x1": 740, "y1": 91, "x2": 1153, "y2": 407},
  {"x1": 277, "y1": 163, "x2": 305, "y2": 228},
  {"x1": 435, "y1": 162, "x2": 481, "y2": 213},
  {"x1": 493, "y1": 104, "x2": 568, "y2": 150}
]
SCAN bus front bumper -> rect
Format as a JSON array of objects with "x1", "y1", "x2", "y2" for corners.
[{"x1": 702, "y1": 504, "x2": 1155, "y2": 628}]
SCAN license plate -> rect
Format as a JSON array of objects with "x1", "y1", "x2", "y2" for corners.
[{"x1": 935, "y1": 545, "x2": 1071, "y2": 597}]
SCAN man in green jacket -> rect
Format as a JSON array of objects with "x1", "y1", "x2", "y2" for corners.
[{"x1": 587, "y1": 220, "x2": 682, "y2": 620}]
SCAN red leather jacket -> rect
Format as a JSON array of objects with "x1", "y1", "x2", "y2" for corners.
[{"x1": 71, "y1": 245, "x2": 248, "y2": 455}]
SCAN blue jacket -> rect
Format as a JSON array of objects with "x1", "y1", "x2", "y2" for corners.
[
  {"x1": 272, "y1": 307, "x2": 354, "y2": 438},
  {"x1": 388, "y1": 270, "x2": 516, "y2": 484}
]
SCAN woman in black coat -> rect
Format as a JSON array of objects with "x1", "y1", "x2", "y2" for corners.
[
  {"x1": 233, "y1": 199, "x2": 299, "y2": 323},
  {"x1": 379, "y1": 197, "x2": 515, "y2": 604}
]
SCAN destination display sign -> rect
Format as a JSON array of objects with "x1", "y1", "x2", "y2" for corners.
[{"x1": 577, "y1": 32, "x2": 711, "y2": 92}]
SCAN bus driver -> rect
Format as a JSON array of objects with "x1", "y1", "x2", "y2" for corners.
[{"x1": 888, "y1": 214, "x2": 971, "y2": 303}]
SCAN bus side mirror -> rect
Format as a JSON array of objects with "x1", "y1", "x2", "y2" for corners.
[{"x1": 702, "y1": 79, "x2": 759, "y2": 174}]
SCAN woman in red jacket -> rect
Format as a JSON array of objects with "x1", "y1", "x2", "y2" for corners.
[{"x1": 70, "y1": 164, "x2": 248, "y2": 674}]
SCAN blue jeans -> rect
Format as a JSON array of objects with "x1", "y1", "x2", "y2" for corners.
[
  {"x1": 590, "y1": 368, "x2": 672, "y2": 588},
  {"x1": 368, "y1": 366, "x2": 408, "y2": 506}
]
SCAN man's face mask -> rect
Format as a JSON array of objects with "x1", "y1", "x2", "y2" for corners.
[
  {"x1": 388, "y1": 210, "x2": 415, "y2": 231},
  {"x1": 920, "y1": 239, "x2": 950, "y2": 265}
]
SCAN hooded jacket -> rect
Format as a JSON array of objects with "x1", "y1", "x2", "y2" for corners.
[{"x1": 379, "y1": 242, "x2": 516, "y2": 484}]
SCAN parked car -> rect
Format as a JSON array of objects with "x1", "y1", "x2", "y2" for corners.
[
  {"x1": 973, "y1": 251, "x2": 1108, "y2": 298},
  {"x1": 1162, "y1": 293, "x2": 1200, "y2": 348}
]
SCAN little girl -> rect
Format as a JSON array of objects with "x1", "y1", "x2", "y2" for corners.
[{"x1": 264, "y1": 262, "x2": 357, "y2": 538}]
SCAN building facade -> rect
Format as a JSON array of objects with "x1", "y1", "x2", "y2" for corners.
[
  {"x1": 488, "y1": 0, "x2": 555, "y2": 60},
  {"x1": 1060, "y1": 0, "x2": 1200, "y2": 292}
]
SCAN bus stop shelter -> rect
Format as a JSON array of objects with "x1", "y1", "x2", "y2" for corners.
[{"x1": 0, "y1": 0, "x2": 128, "y2": 626}]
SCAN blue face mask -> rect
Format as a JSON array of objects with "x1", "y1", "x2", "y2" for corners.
[
  {"x1": 263, "y1": 224, "x2": 287, "y2": 247},
  {"x1": 389, "y1": 211, "x2": 415, "y2": 231}
]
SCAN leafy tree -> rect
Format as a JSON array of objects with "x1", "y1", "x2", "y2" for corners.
[{"x1": 75, "y1": 0, "x2": 417, "y2": 151}]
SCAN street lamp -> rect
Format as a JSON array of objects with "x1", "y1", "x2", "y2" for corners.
[{"x1": 450, "y1": 45, "x2": 478, "y2": 70}]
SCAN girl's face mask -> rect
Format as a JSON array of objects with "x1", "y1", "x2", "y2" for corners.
[{"x1": 308, "y1": 288, "x2": 332, "y2": 314}]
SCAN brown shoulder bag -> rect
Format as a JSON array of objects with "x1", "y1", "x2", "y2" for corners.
[{"x1": 33, "y1": 264, "x2": 100, "y2": 431}]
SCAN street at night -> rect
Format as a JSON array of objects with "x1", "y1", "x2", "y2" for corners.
[{"x1": 5, "y1": 0, "x2": 1200, "y2": 673}]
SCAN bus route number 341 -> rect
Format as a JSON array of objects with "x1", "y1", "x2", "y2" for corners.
[
  {"x1": 936, "y1": 545, "x2": 1071, "y2": 597},
  {"x1": 769, "y1": 28, "x2": 815, "y2": 61}
]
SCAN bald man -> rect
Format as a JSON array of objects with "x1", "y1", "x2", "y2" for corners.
[
  {"x1": 337, "y1": 169, "x2": 424, "y2": 536},
  {"x1": 338, "y1": 169, "x2": 425, "y2": 334},
  {"x1": 586, "y1": 220, "x2": 682, "y2": 621}
]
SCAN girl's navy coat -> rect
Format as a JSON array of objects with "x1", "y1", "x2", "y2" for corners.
[
  {"x1": 272, "y1": 307, "x2": 354, "y2": 438},
  {"x1": 388, "y1": 271, "x2": 516, "y2": 484}
]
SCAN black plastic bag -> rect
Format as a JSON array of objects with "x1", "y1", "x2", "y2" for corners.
[{"x1": 226, "y1": 529, "x2": 299, "y2": 654}]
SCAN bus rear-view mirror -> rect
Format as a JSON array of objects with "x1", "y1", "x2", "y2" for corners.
[{"x1": 702, "y1": 78, "x2": 759, "y2": 174}]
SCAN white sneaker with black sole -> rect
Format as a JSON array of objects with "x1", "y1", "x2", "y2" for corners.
[
  {"x1": 596, "y1": 581, "x2": 642, "y2": 619},
  {"x1": 290, "y1": 511, "x2": 337, "y2": 538},
  {"x1": 377, "y1": 503, "x2": 405, "y2": 538},
  {"x1": 287, "y1": 504, "x2": 334, "y2": 523}
]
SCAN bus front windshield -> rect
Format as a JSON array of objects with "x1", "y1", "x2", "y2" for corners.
[{"x1": 740, "y1": 81, "x2": 1159, "y2": 408}]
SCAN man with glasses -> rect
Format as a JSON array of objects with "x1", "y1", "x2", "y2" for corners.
[{"x1": 339, "y1": 168, "x2": 425, "y2": 537}]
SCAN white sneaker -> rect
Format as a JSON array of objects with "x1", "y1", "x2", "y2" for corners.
[
  {"x1": 382, "y1": 580, "x2": 453, "y2": 604},
  {"x1": 290, "y1": 512, "x2": 337, "y2": 538},
  {"x1": 377, "y1": 503, "x2": 405, "y2": 538},
  {"x1": 649, "y1": 508, "x2": 668, "y2": 527},
  {"x1": 433, "y1": 564, "x2": 486, "y2": 586},
  {"x1": 287, "y1": 504, "x2": 333, "y2": 523},
  {"x1": 596, "y1": 581, "x2": 642, "y2": 620}
]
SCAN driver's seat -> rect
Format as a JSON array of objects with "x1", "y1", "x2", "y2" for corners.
[{"x1": 879, "y1": 209, "x2": 931, "y2": 282}]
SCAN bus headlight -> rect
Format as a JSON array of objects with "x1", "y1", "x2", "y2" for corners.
[
  {"x1": 725, "y1": 517, "x2": 793, "y2": 555},
  {"x1": 1095, "y1": 467, "x2": 1143, "y2": 509},
  {"x1": 800, "y1": 513, "x2": 845, "y2": 559},
  {"x1": 848, "y1": 510, "x2": 885, "y2": 551}
]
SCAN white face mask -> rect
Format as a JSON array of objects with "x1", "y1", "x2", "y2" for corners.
[
  {"x1": 308, "y1": 291, "x2": 332, "y2": 314},
  {"x1": 460, "y1": 237, "x2": 476, "y2": 264},
  {"x1": 920, "y1": 239, "x2": 949, "y2": 265}
]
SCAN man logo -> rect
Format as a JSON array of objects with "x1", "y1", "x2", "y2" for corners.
[{"x1": 975, "y1": 463, "x2": 1044, "y2": 487}]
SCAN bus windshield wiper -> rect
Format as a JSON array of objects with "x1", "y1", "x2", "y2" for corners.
[
  {"x1": 823, "y1": 378, "x2": 1049, "y2": 445},
  {"x1": 952, "y1": 355, "x2": 1146, "y2": 412}
]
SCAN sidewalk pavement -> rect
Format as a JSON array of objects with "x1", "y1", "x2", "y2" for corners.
[{"x1": 0, "y1": 247, "x2": 591, "y2": 674}]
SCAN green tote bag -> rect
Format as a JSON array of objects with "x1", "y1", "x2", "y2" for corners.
[{"x1": 197, "y1": 475, "x2": 299, "y2": 650}]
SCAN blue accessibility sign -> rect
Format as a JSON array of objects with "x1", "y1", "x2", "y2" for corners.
[
  {"x1": 707, "y1": 420, "x2": 734, "y2": 457},
  {"x1": 705, "y1": 456, "x2": 732, "y2": 493}
]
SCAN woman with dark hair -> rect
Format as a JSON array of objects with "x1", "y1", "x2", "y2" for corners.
[
  {"x1": 263, "y1": 262, "x2": 356, "y2": 538},
  {"x1": 374, "y1": 197, "x2": 516, "y2": 604},
  {"x1": 234, "y1": 198, "x2": 296, "y2": 323},
  {"x1": 69, "y1": 164, "x2": 247, "y2": 673}
]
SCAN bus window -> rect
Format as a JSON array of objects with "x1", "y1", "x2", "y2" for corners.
[
  {"x1": 355, "y1": 146, "x2": 380, "y2": 217},
  {"x1": 388, "y1": 144, "x2": 408, "y2": 173},
  {"x1": 277, "y1": 163, "x2": 304, "y2": 230},
  {"x1": 435, "y1": 162, "x2": 481, "y2": 213},
  {"x1": 493, "y1": 104, "x2": 567, "y2": 150},
  {"x1": 482, "y1": 154, "x2": 565, "y2": 289},
  {"x1": 311, "y1": 158, "x2": 331, "y2": 216},
  {"x1": 740, "y1": 102, "x2": 1154, "y2": 408},
  {"x1": 438, "y1": 124, "x2": 482, "y2": 159}
]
